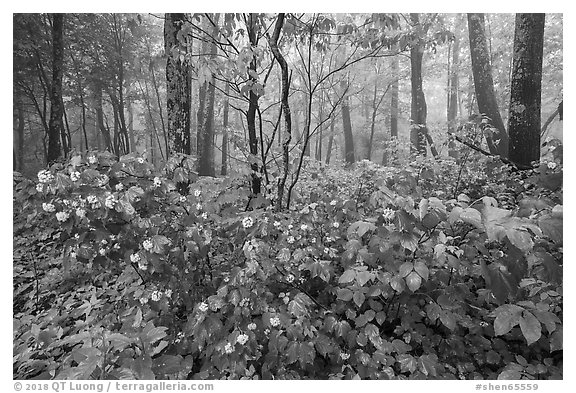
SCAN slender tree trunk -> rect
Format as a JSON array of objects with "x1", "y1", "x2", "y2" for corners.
[
  {"x1": 165, "y1": 13, "x2": 192, "y2": 155},
  {"x1": 47, "y1": 13, "x2": 64, "y2": 165},
  {"x1": 221, "y1": 83, "x2": 230, "y2": 176},
  {"x1": 409, "y1": 14, "x2": 428, "y2": 156},
  {"x1": 269, "y1": 13, "x2": 292, "y2": 210},
  {"x1": 147, "y1": 48, "x2": 168, "y2": 158},
  {"x1": 340, "y1": 80, "x2": 355, "y2": 164},
  {"x1": 127, "y1": 95, "x2": 136, "y2": 152},
  {"x1": 384, "y1": 56, "x2": 399, "y2": 165},
  {"x1": 246, "y1": 13, "x2": 261, "y2": 195},
  {"x1": 508, "y1": 13, "x2": 545, "y2": 167},
  {"x1": 325, "y1": 132, "x2": 334, "y2": 165},
  {"x1": 447, "y1": 15, "x2": 462, "y2": 159},
  {"x1": 467, "y1": 13, "x2": 509, "y2": 156},
  {"x1": 198, "y1": 13, "x2": 220, "y2": 176},
  {"x1": 14, "y1": 102, "x2": 25, "y2": 171}
]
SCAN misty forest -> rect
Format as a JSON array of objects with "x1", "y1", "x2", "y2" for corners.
[{"x1": 13, "y1": 13, "x2": 563, "y2": 380}]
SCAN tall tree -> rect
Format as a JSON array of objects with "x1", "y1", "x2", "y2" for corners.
[
  {"x1": 508, "y1": 14, "x2": 545, "y2": 167},
  {"x1": 467, "y1": 13, "x2": 509, "y2": 156},
  {"x1": 409, "y1": 13, "x2": 437, "y2": 157},
  {"x1": 384, "y1": 55, "x2": 399, "y2": 165},
  {"x1": 164, "y1": 13, "x2": 192, "y2": 155},
  {"x1": 447, "y1": 14, "x2": 462, "y2": 159},
  {"x1": 197, "y1": 14, "x2": 220, "y2": 176},
  {"x1": 341, "y1": 78, "x2": 355, "y2": 164},
  {"x1": 269, "y1": 13, "x2": 293, "y2": 211},
  {"x1": 245, "y1": 13, "x2": 262, "y2": 195},
  {"x1": 221, "y1": 83, "x2": 230, "y2": 176},
  {"x1": 47, "y1": 13, "x2": 65, "y2": 164}
]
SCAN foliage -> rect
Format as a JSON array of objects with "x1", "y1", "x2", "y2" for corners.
[{"x1": 13, "y1": 145, "x2": 562, "y2": 380}]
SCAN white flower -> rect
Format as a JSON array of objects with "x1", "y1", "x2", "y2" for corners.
[
  {"x1": 200, "y1": 212, "x2": 208, "y2": 220},
  {"x1": 153, "y1": 177, "x2": 162, "y2": 187},
  {"x1": 340, "y1": 352, "x2": 350, "y2": 360},
  {"x1": 130, "y1": 253, "x2": 141, "y2": 263},
  {"x1": 247, "y1": 323, "x2": 257, "y2": 331},
  {"x1": 42, "y1": 203, "x2": 56, "y2": 213},
  {"x1": 547, "y1": 161, "x2": 557, "y2": 170},
  {"x1": 224, "y1": 342, "x2": 234, "y2": 354},
  {"x1": 88, "y1": 155, "x2": 98, "y2": 164},
  {"x1": 287, "y1": 236, "x2": 295, "y2": 244},
  {"x1": 104, "y1": 194, "x2": 117, "y2": 209},
  {"x1": 382, "y1": 208, "x2": 395, "y2": 221},
  {"x1": 242, "y1": 216, "x2": 254, "y2": 229},
  {"x1": 139, "y1": 297, "x2": 148, "y2": 305},
  {"x1": 332, "y1": 222, "x2": 340, "y2": 228},
  {"x1": 288, "y1": 224, "x2": 293, "y2": 230},
  {"x1": 274, "y1": 221, "x2": 281, "y2": 228},
  {"x1": 113, "y1": 243, "x2": 121, "y2": 250},
  {"x1": 142, "y1": 239, "x2": 154, "y2": 252},
  {"x1": 137, "y1": 157, "x2": 145, "y2": 164},
  {"x1": 138, "y1": 260, "x2": 147, "y2": 271},
  {"x1": 196, "y1": 203, "x2": 202, "y2": 210},
  {"x1": 325, "y1": 236, "x2": 334, "y2": 243},
  {"x1": 150, "y1": 290, "x2": 162, "y2": 302},
  {"x1": 198, "y1": 302, "x2": 209, "y2": 312},
  {"x1": 270, "y1": 316, "x2": 281, "y2": 327},
  {"x1": 56, "y1": 211, "x2": 70, "y2": 222},
  {"x1": 264, "y1": 328, "x2": 270, "y2": 335},
  {"x1": 36, "y1": 183, "x2": 44, "y2": 192},
  {"x1": 236, "y1": 333, "x2": 249, "y2": 345},
  {"x1": 311, "y1": 238, "x2": 316, "y2": 244},
  {"x1": 165, "y1": 289, "x2": 173, "y2": 297},
  {"x1": 87, "y1": 195, "x2": 98, "y2": 204},
  {"x1": 194, "y1": 189, "x2": 201, "y2": 197},
  {"x1": 75, "y1": 208, "x2": 86, "y2": 218},
  {"x1": 37, "y1": 170, "x2": 54, "y2": 183},
  {"x1": 300, "y1": 224, "x2": 308, "y2": 231},
  {"x1": 70, "y1": 171, "x2": 81, "y2": 182},
  {"x1": 99, "y1": 248, "x2": 106, "y2": 256},
  {"x1": 330, "y1": 200, "x2": 337, "y2": 206},
  {"x1": 286, "y1": 274, "x2": 295, "y2": 283},
  {"x1": 115, "y1": 183, "x2": 124, "y2": 191},
  {"x1": 180, "y1": 195, "x2": 187, "y2": 203}
]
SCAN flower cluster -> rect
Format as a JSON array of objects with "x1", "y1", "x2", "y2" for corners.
[
  {"x1": 153, "y1": 177, "x2": 162, "y2": 188},
  {"x1": 198, "y1": 302, "x2": 209, "y2": 313},
  {"x1": 42, "y1": 203, "x2": 56, "y2": 213},
  {"x1": 142, "y1": 239, "x2": 153, "y2": 252},
  {"x1": 37, "y1": 170, "x2": 54, "y2": 183},
  {"x1": 242, "y1": 216, "x2": 254, "y2": 229},
  {"x1": 104, "y1": 194, "x2": 117, "y2": 209},
  {"x1": 236, "y1": 334, "x2": 249, "y2": 345},
  {"x1": 56, "y1": 211, "x2": 70, "y2": 222},
  {"x1": 270, "y1": 316, "x2": 281, "y2": 327}
]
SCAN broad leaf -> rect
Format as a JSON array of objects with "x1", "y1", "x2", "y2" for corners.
[{"x1": 519, "y1": 311, "x2": 542, "y2": 345}]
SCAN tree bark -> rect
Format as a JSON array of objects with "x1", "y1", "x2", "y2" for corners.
[
  {"x1": 409, "y1": 14, "x2": 428, "y2": 156},
  {"x1": 467, "y1": 13, "x2": 509, "y2": 156},
  {"x1": 447, "y1": 15, "x2": 462, "y2": 159},
  {"x1": 165, "y1": 13, "x2": 192, "y2": 155},
  {"x1": 47, "y1": 13, "x2": 64, "y2": 165},
  {"x1": 340, "y1": 80, "x2": 355, "y2": 164},
  {"x1": 508, "y1": 13, "x2": 545, "y2": 167},
  {"x1": 269, "y1": 13, "x2": 293, "y2": 210},
  {"x1": 221, "y1": 83, "x2": 230, "y2": 176},
  {"x1": 325, "y1": 118, "x2": 335, "y2": 165},
  {"x1": 246, "y1": 13, "x2": 261, "y2": 195},
  {"x1": 197, "y1": 13, "x2": 220, "y2": 177}
]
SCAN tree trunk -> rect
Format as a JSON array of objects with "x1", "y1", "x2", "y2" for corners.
[
  {"x1": 246, "y1": 14, "x2": 261, "y2": 195},
  {"x1": 221, "y1": 83, "x2": 230, "y2": 176},
  {"x1": 197, "y1": 13, "x2": 220, "y2": 177},
  {"x1": 409, "y1": 14, "x2": 428, "y2": 156},
  {"x1": 467, "y1": 13, "x2": 509, "y2": 156},
  {"x1": 47, "y1": 13, "x2": 64, "y2": 165},
  {"x1": 447, "y1": 15, "x2": 462, "y2": 159},
  {"x1": 367, "y1": 80, "x2": 378, "y2": 161},
  {"x1": 325, "y1": 118, "x2": 335, "y2": 165},
  {"x1": 384, "y1": 56, "x2": 399, "y2": 165},
  {"x1": 14, "y1": 102, "x2": 25, "y2": 171},
  {"x1": 341, "y1": 80, "x2": 355, "y2": 164},
  {"x1": 508, "y1": 13, "x2": 545, "y2": 168},
  {"x1": 269, "y1": 13, "x2": 293, "y2": 210},
  {"x1": 165, "y1": 13, "x2": 192, "y2": 155}
]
